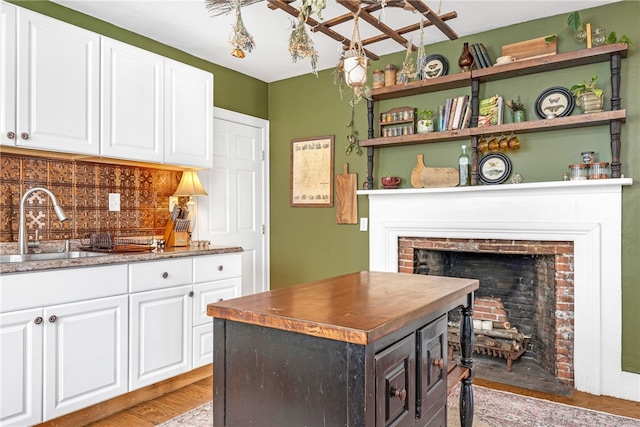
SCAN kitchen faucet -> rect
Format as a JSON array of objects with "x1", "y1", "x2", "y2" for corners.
[{"x1": 18, "y1": 187, "x2": 68, "y2": 255}]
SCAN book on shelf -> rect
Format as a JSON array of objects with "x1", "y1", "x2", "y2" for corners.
[
  {"x1": 478, "y1": 43, "x2": 494, "y2": 67},
  {"x1": 470, "y1": 43, "x2": 485, "y2": 68},
  {"x1": 472, "y1": 43, "x2": 488, "y2": 68},
  {"x1": 443, "y1": 97, "x2": 453, "y2": 131},
  {"x1": 447, "y1": 97, "x2": 459, "y2": 130},
  {"x1": 452, "y1": 95, "x2": 468, "y2": 130},
  {"x1": 460, "y1": 97, "x2": 472, "y2": 129},
  {"x1": 477, "y1": 94, "x2": 502, "y2": 127}
]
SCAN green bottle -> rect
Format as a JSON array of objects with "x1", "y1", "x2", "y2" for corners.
[{"x1": 458, "y1": 145, "x2": 470, "y2": 186}]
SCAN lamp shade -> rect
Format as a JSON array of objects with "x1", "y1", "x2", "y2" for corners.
[{"x1": 173, "y1": 171, "x2": 208, "y2": 197}]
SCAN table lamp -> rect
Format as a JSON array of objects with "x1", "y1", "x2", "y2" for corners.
[{"x1": 173, "y1": 170, "x2": 208, "y2": 233}]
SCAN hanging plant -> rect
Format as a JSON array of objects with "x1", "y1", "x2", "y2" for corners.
[
  {"x1": 228, "y1": 0, "x2": 255, "y2": 58},
  {"x1": 397, "y1": 38, "x2": 415, "y2": 84},
  {"x1": 416, "y1": 20, "x2": 428, "y2": 80},
  {"x1": 288, "y1": 18, "x2": 319, "y2": 75},
  {"x1": 343, "y1": 7, "x2": 368, "y2": 89},
  {"x1": 345, "y1": 93, "x2": 363, "y2": 156}
]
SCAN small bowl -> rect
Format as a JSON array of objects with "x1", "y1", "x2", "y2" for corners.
[{"x1": 545, "y1": 113, "x2": 557, "y2": 119}]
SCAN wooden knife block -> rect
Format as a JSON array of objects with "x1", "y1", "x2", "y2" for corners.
[{"x1": 163, "y1": 221, "x2": 189, "y2": 247}]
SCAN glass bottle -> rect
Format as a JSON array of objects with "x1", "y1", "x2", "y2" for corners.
[
  {"x1": 437, "y1": 105, "x2": 445, "y2": 131},
  {"x1": 458, "y1": 145, "x2": 471, "y2": 186}
]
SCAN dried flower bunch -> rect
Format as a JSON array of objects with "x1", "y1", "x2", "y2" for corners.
[
  {"x1": 288, "y1": 0, "x2": 326, "y2": 75},
  {"x1": 507, "y1": 96, "x2": 526, "y2": 111},
  {"x1": 228, "y1": 0, "x2": 255, "y2": 58}
]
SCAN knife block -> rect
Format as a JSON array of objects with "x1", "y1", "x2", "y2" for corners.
[{"x1": 163, "y1": 220, "x2": 189, "y2": 247}]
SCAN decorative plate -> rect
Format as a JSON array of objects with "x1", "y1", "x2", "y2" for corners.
[
  {"x1": 534, "y1": 86, "x2": 575, "y2": 119},
  {"x1": 478, "y1": 152, "x2": 512, "y2": 184},
  {"x1": 421, "y1": 54, "x2": 449, "y2": 79}
]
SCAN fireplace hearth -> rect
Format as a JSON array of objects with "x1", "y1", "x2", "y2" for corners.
[{"x1": 404, "y1": 238, "x2": 574, "y2": 388}]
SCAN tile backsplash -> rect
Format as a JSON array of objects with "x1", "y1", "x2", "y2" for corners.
[{"x1": 0, "y1": 152, "x2": 184, "y2": 243}]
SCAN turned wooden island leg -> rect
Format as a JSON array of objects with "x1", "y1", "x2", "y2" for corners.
[{"x1": 459, "y1": 293, "x2": 474, "y2": 427}]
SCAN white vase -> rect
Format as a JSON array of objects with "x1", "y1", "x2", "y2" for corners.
[
  {"x1": 576, "y1": 92, "x2": 604, "y2": 114},
  {"x1": 417, "y1": 120, "x2": 434, "y2": 134},
  {"x1": 344, "y1": 55, "x2": 367, "y2": 88}
]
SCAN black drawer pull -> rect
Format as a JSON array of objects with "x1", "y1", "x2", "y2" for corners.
[
  {"x1": 34, "y1": 317, "x2": 43, "y2": 325},
  {"x1": 217, "y1": 265, "x2": 224, "y2": 271},
  {"x1": 390, "y1": 387, "x2": 406, "y2": 401},
  {"x1": 48, "y1": 315, "x2": 57, "y2": 323},
  {"x1": 162, "y1": 272, "x2": 168, "y2": 278}
]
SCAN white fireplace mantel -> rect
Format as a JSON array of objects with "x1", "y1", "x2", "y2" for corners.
[{"x1": 359, "y1": 179, "x2": 639, "y2": 402}]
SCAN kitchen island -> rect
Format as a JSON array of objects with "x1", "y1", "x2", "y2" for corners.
[{"x1": 207, "y1": 271, "x2": 478, "y2": 427}]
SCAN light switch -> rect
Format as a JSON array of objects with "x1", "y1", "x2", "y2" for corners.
[
  {"x1": 360, "y1": 218, "x2": 368, "y2": 232},
  {"x1": 108, "y1": 193, "x2": 120, "y2": 212}
]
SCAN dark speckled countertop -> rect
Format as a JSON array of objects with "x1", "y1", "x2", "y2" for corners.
[{"x1": 0, "y1": 245, "x2": 243, "y2": 274}]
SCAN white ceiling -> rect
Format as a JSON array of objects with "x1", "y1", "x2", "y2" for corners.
[{"x1": 51, "y1": 0, "x2": 621, "y2": 83}]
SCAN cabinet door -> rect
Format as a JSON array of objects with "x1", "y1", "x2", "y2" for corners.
[
  {"x1": 0, "y1": 2, "x2": 16, "y2": 147},
  {"x1": 193, "y1": 277, "x2": 241, "y2": 327},
  {"x1": 375, "y1": 334, "x2": 416, "y2": 427},
  {"x1": 101, "y1": 37, "x2": 164, "y2": 163},
  {"x1": 42, "y1": 295, "x2": 128, "y2": 421},
  {"x1": 129, "y1": 285, "x2": 192, "y2": 390},
  {"x1": 16, "y1": 8, "x2": 100, "y2": 155},
  {"x1": 416, "y1": 315, "x2": 447, "y2": 423},
  {"x1": 193, "y1": 322, "x2": 213, "y2": 369},
  {"x1": 0, "y1": 308, "x2": 43, "y2": 427},
  {"x1": 164, "y1": 58, "x2": 213, "y2": 168}
]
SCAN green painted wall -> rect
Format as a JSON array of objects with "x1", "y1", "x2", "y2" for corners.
[
  {"x1": 8, "y1": 0, "x2": 639, "y2": 374},
  {"x1": 269, "y1": 1, "x2": 640, "y2": 373},
  {"x1": 8, "y1": 0, "x2": 269, "y2": 119}
]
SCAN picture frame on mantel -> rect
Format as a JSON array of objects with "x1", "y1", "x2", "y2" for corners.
[{"x1": 290, "y1": 135, "x2": 334, "y2": 207}]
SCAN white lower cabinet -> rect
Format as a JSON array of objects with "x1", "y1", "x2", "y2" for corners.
[
  {"x1": 0, "y1": 308, "x2": 43, "y2": 427},
  {"x1": 129, "y1": 285, "x2": 193, "y2": 390},
  {"x1": 44, "y1": 295, "x2": 128, "y2": 421}
]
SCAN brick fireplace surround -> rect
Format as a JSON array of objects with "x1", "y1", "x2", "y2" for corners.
[{"x1": 359, "y1": 178, "x2": 639, "y2": 402}]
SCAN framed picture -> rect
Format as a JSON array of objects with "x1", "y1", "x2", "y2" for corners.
[
  {"x1": 478, "y1": 152, "x2": 512, "y2": 184},
  {"x1": 421, "y1": 54, "x2": 449, "y2": 79},
  {"x1": 290, "y1": 135, "x2": 334, "y2": 207},
  {"x1": 534, "y1": 86, "x2": 575, "y2": 119}
]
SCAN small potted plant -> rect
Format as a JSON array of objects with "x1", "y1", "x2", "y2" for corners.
[
  {"x1": 416, "y1": 109, "x2": 434, "y2": 133},
  {"x1": 570, "y1": 75, "x2": 604, "y2": 113},
  {"x1": 506, "y1": 96, "x2": 527, "y2": 122}
]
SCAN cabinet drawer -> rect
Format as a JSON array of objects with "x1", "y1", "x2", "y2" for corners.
[
  {"x1": 1, "y1": 264, "x2": 128, "y2": 312},
  {"x1": 375, "y1": 334, "x2": 415, "y2": 427},
  {"x1": 193, "y1": 254, "x2": 241, "y2": 282},
  {"x1": 129, "y1": 258, "x2": 193, "y2": 292}
]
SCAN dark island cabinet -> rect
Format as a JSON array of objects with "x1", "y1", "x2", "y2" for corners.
[{"x1": 209, "y1": 272, "x2": 477, "y2": 427}]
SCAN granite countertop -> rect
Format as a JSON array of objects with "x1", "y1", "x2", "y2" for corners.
[{"x1": 0, "y1": 245, "x2": 243, "y2": 274}]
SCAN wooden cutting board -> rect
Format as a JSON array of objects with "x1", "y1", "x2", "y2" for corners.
[
  {"x1": 336, "y1": 163, "x2": 357, "y2": 224},
  {"x1": 501, "y1": 35, "x2": 557, "y2": 61},
  {"x1": 420, "y1": 167, "x2": 459, "y2": 188},
  {"x1": 411, "y1": 154, "x2": 426, "y2": 188}
]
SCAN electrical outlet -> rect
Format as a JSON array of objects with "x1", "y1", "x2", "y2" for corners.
[
  {"x1": 360, "y1": 218, "x2": 368, "y2": 232},
  {"x1": 108, "y1": 193, "x2": 120, "y2": 212}
]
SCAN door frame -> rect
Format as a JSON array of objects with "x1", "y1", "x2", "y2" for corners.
[{"x1": 212, "y1": 107, "x2": 270, "y2": 293}]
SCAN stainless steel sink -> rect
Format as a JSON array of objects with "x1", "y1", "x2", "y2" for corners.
[{"x1": 0, "y1": 251, "x2": 109, "y2": 263}]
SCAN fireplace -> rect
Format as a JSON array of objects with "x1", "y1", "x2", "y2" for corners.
[
  {"x1": 400, "y1": 237, "x2": 574, "y2": 388},
  {"x1": 359, "y1": 178, "x2": 639, "y2": 401}
]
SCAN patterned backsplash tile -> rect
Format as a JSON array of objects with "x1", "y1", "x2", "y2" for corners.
[{"x1": 0, "y1": 153, "x2": 184, "y2": 243}]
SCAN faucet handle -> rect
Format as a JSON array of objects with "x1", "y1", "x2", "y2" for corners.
[{"x1": 28, "y1": 229, "x2": 40, "y2": 249}]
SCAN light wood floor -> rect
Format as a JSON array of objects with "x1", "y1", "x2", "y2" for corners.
[{"x1": 81, "y1": 376, "x2": 639, "y2": 426}]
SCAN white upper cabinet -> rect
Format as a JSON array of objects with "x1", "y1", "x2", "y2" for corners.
[
  {"x1": 165, "y1": 58, "x2": 213, "y2": 168},
  {"x1": 100, "y1": 37, "x2": 164, "y2": 163},
  {"x1": 12, "y1": 7, "x2": 100, "y2": 155},
  {"x1": 0, "y1": 3, "x2": 17, "y2": 147}
]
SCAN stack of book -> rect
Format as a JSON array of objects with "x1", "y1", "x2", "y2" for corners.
[
  {"x1": 470, "y1": 43, "x2": 494, "y2": 68},
  {"x1": 441, "y1": 95, "x2": 471, "y2": 131},
  {"x1": 477, "y1": 94, "x2": 504, "y2": 127}
]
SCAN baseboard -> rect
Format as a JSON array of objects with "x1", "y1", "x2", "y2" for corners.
[{"x1": 35, "y1": 364, "x2": 213, "y2": 427}]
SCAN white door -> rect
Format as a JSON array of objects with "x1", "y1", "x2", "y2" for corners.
[
  {"x1": 0, "y1": 308, "x2": 43, "y2": 427},
  {"x1": 129, "y1": 285, "x2": 192, "y2": 390},
  {"x1": 43, "y1": 295, "x2": 128, "y2": 421},
  {"x1": 100, "y1": 37, "x2": 164, "y2": 163},
  {"x1": 16, "y1": 8, "x2": 100, "y2": 155},
  {"x1": 196, "y1": 108, "x2": 269, "y2": 295}
]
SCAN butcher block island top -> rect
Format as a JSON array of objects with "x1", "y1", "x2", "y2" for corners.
[{"x1": 207, "y1": 270, "x2": 479, "y2": 345}]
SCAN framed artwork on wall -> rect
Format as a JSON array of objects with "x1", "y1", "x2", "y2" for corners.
[{"x1": 290, "y1": 135, "x2": 334, "y2": 207}]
